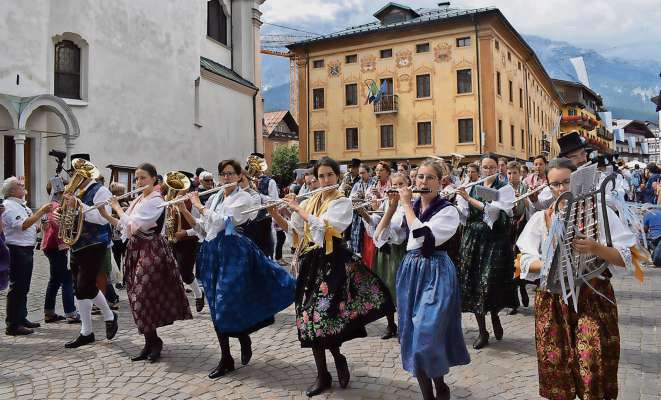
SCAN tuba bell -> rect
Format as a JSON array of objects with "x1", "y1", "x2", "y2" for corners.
[
  {"x1": 246, "y1": 153, "x2": 268, "y2": 181},
  {"x1": 163, "y1": 171, "x2": 191, "y2": 243},
  {"x1": 58, "y1": 158, "x2": 100, "y2": 246}
]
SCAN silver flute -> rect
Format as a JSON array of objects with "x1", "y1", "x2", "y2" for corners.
[
  {"x1": 514, "y1": 184, "x2": 548, "y2": 203},
  {"x1": 241, "y1": 184, "x2": 340, "y2": 214},
  {"x1": 83, "y1": 185, "x2": 149, "y2": 214},
  {"x1": 440, "y1": 173, "x2": 499, "y2": 198},
  {"x1": 158, "y1": 182, "x2": 237, "y2": 208}
]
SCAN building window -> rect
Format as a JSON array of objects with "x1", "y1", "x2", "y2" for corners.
[
  {"x1": 416, "y1": 43, "x2": 430, "y2": 53},
  {"x1": 507, "y1": 51, "x2": 512, "y2": 61},
  {"x1": 498, "y1": 119, "x2": 503, "y2": 143},
  {"x1": 345, "y1": 83, "x2": 358, "y2": 106},
  {"x1": 510, "y1": 124, "x2": 515, "y2": 147},
  {"x1": 458, "y1": 118, "x2": 473, "y2": 143},
  {"x1": 495, "y1": 40, "x2": 500, "y2": 50},
  {"x1": 518, "y1": 61, "x2": 522, "y2": 70},
  {"x1": 521, "y1": 129, "x2": 525, "y2": 148},
  {"x1": 457, "y1": 69, "x2": 472, "y2": 94},
  {"x1": 54, "y1": 40, "x2": 81, "y2": 99},
  {"x1": 346, "y1": 127, "x2": 359, "y2": 150},
  {"x1": 509, "y1": 80, "x2": 513, "y2": 102},
  {"x1": 207, "y1": 0, "x2": 228, "y2": 45},
  {"x1": 380, "y1": 49, "x2": 392, "y2": 58},
  {"x1": 380, "y1": 125, "x2": 394, "y2": 148},
  {"x1": 496, "y1": 71, "x2": 501, "y2": 96},
  {"x1": 519, "y1": 88, "x2": 523, "y2": 108},
  {"x1": 345, "y1": 54, "x2": 357, "y2": 64},
  {"x1": 416, "y1": 74, "x2": 431, "y2": 98},
  {"x1": 568, "y1": 108, "x2": 577, "y2": 116},
  {"x1": 313, "y1": 59, "x2": 324, "y2": 68},
  {"x1": 194, "y1": 78, "x2": 201, "y2": 126},
  {"x1": 313, "y1": 131, "x2": 325, "y2": 152},
  {"x1": 456, "y1": 37, "x2": 471, "y2": 47},
  {"x1": 417, "y1": 122, "x2": 432, "y2": 146},
  {"x1": 312, "y1": 88, "x2": 324, "y2": 109}
]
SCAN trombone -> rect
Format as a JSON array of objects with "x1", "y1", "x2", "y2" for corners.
[
  {"x1": 83, "y1": 185, "x2": 149, "y2": 214},
  {"x1": 241, "y1": 184, "x2": 340, "y2": 214},
  {"x1": 158, "y1": 182, "x2": 237, "y2": 208}
]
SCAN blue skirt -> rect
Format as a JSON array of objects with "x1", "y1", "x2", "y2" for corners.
[
  {"x1": 198, "y1": 227, "x2": 296, "y2": 335},
  {"x1": 396, "y1": 249, "x2": 470, "y2": 378}
]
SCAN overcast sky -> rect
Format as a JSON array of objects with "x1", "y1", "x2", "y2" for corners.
[{"x1": 261, "y1": 0, "x2": 661, "y2": 62}]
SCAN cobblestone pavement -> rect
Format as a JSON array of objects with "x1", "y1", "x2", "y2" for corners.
[{"x1": 1, "y1": 252, "x2": 659, "y2": 400}]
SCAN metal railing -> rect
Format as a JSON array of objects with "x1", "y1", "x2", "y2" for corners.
[{"x1": 374, "y1": 95, "x2": 398, "y2": 114}]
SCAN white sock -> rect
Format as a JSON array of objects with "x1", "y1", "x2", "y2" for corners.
[
  {"x1": 92, "y1": 291, "x2": 114, "y2": 321},
  {"x1": 189, "y1": 280, "x2": 203, "y2": 299},
  {"x1": 78, "y1": 299, "x2": 93, "y2": 336}
]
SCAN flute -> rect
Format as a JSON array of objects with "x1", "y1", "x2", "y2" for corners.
[
  {"x1": 240, "y1": 184, "x2": 340, "y2": 214},
  {"x1": 158, "y1": 182, "x2": 237, "y2": 208},
  {"x1": 440, "y1": 173, "x2": 499, "y2": 198},
  {"x1": 83, "y1": 185, "x2": 148, "y2": 213},
  {"x1": 384, "y1": 187, "x2": 432, "y2": 194},
  {"x1": 352, "y1": 197, "x2": 387, "y2": 211},
  {"x1": 514, "y1": 184, "x2": 548, "y2": 203}
]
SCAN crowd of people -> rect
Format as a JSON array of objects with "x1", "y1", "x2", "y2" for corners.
[{"x1": 0, "y1": 129, "x2": 653, "y2": 399}]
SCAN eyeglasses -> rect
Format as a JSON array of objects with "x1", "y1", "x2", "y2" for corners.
[
  {"x1": 416, "y1": 174, "x2": 438, "y2": 181},
  {"x1": 220, "y1": 172, "x2": 236, "y2": 177},
  {"x1": 548, "y1": 180, "x2": 571, "y2": 189}
]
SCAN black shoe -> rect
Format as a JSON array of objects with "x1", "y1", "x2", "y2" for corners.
[
  {"x1": 436, "y1": 382, "x2": 451, "y2": 400},
  {"x1": 492, "y1": 318, "x2": 504, "y2": 341},
  {"x1": 23, "y1": 320, "x2": 41, "y2": 329},
  {"x1": 91, "y1": 306, "x2": 101, "y2": 315},
  {"x1": 66, "y1": 316, "x2": 81, "y2": 324},
  {"x1": 305, "y1": 372, "x2": 332, "y2": 397},
  {"x1": 44, "y1": 314, "x2": 66, "y2": 323},
  {"x1": 208, "y1": 358, "x2": 235, "y2": 379},
  {"x1": 195, "y1": 297, "x2": 205, "y2": 313},
  {"x1": 147, "y1": 337, "x2": 163, "y2": 363},
  {"x1": 239, "y1": 335, "x2": 252, "y2": 366},
  {"x1": 334, "y1": 354, "x2": 350, "y2": 389},
  {"x1": 105, "y1": 312, "x2": 118, "y2": 340},
  {"x1": 131, "y1": 344, "x2": 151, "y2": 362},
  {"x1": 6, "y1": 326, "x2": 34, "y2": 336},
  {"x1": 115, "y1": 283, "x2": 124, "y2": 290},
  {"x1": 109, "y1": 301, "x2": 120, "y2": 311},
  {"x1": 520, "y1": 288, "x2": 530, "y2": 308},
  {"x1": 65, "y1": 333, "x2": 95, "y2": 348},
  {"x1": 508, "y1": 308, "x2": 518, "y2": 315},
  {"x1": 472, "y1": 333, "x2": 489, "y2": 350},
  {"x1": 381, "y1": 323, "x2": 397, "y2": 340}
]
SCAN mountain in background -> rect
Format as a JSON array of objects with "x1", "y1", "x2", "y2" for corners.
[{"x1": 262, "y1": 35, "x2": 660, "y2": 122}]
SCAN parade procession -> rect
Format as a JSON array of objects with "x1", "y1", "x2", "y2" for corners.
[{"x1": 1, "y1": 1, "x2": 660, "y2": 399}]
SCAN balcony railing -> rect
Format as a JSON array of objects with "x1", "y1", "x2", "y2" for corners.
[
  {"x1": 374, "y1": 95, "x2": 398, "y2": 114},
  {"x1": 597, "y1": 127, "x2": 613, "y2": 141}
]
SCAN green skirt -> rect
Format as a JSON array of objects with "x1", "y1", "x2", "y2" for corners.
[{"x1": 374, "y1": 242, "x2": 407, "y2": 306}]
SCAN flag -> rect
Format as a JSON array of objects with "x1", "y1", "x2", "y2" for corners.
[
  {"x1": 373, "y1": 80, "x2": 388, "y2": 104},
  {"x1": 614, "y1": 128, "x2": 625, "y2": 142},
  {"x1": 641, "y1": 142, "x2": 649, "y2": 154},
  {"x1": 570, "y1": 56, "x2": 591, "y2": 89},
  {"x1": 627, "y1": 136, "x2": 636, "y2": 150},
  {"x1": 598, "y1": 111, "x2": 613, "y2": 132},
  {"x1": 364, "y1": 80, "x2": 379, "y2": 104}
]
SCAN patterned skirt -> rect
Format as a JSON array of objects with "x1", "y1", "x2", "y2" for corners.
[
  {"x1": 396, "y1": 249, "x2": 470, "y2": 378},
  {"x1": 124, "y1": 234, "x2": 193, "y2": 334},
  {"x1": 374, "y1": 242, "x2": 407, "y2": 305},
  {"x1": 295, "y1": 239, "x2": 393, "y2": 348},
  {"x1": 534, "y1": 279, "x2": 619, "y2": 400},
  {"x1": 458, "y1": 220, "x2": 519, "y2": 314},
  {"x1": 197, "y1": 229, "x2": 296, "y2": 336}
]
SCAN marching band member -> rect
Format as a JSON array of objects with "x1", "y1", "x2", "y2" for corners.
[
  {"x1": 507, "y1": 161, "x2": 532, "y2": 313},
  {"x1": 61, "y1": 158, "x2": 119, "y2": 348},
  {"x1": 456, "y1": 153, "x2": 518, "y2": 349},
  {"x1": 181, "y1": 159, "x2": 295, "y2": 380},
  {"x1": 516, "y1": 157, "x2": 640, "y2": 400},
  {"x1": 268, "y1": 156, "x2": 392, "y2": 397},
  {"x1": 362, "y1": 161, "x2": 392, "y2": 269},
  {"x1": 100, "y1": 163, "x2": 192, "y2": 362},
  {"x1": 349, "y1": 164, "x2": 372, "y2": 256},
  {"x1": 377, "y1": 160, "x2": 470, "y2": 400}
]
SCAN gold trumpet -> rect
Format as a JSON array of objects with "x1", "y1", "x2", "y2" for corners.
[
  {"x1": 58, "y1": 158, "x2": 100, "y2": 246},
  {"x1": 163, "y1": 171, "x2": 191, "y2": 242}
]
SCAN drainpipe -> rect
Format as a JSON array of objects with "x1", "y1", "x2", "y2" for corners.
[
  {"x1": 253, "y1": 89, "x2": 258, "y2": 152},
  {"x1": 523, "y1": 61, "x2": 531, "y2": 157},
  {"x1": 230, "y1": 0, "x2": 234, "y2": 71},
  {"x1": 472, "y1": 16, "x2": 483, "y2": 154},
  {"x1": 306, "y1": 48, "x2": 310, "y2": 164}
]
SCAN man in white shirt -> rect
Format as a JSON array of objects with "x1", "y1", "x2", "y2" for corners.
[{"x1": 2, "y1": 177, "x2": 52, "y2": 336}]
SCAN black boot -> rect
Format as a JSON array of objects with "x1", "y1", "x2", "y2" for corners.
[
  {"x1": 330, "y1": 347, "x2": 350, "y2": 389},
  {"x1": 433, "y1": 377, "x2": 450, "y2": 400},
  {"x1": 306, "y1": 347, "x2": 332, "y2": 397},
  {"x1": 416, "y1": 375, "x2": 435, "y2": 400},
  {"x1": 147, "y1": 333, "x2": 163, "y2": 363},
  {"x1": 209, "y1": 331, "x2": 235, "y2": 379},
  {"x1": 472, "y1": 313, "x2": 489, "y2": 350},
  {"x1": 105, "y1": 312, "x2": 118, "y2": 340},
  {"x1": 491, "y1": 311, "x2": 503, "y2": 341},
  {"x1": 381, "y1": 313, "x2": 398, "y2": 340},
  {"x1": 238, "y1": 334, "x2": 252, "y2": 366},
  {"x1": 131, "y1": 335, "x2": 151, "y2": 362},
  {"x1": 520, "y1": 283, "x2": 530, "y2": 307}
]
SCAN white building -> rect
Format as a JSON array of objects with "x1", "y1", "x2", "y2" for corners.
[
  {"x1": 0, "y1": 0, "x2": 265, "y2": 206},
  {"x1": 613, "y1": 119, "x2": 655, "y2": 163}
]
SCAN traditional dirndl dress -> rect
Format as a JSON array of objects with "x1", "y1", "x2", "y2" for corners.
[
  {"x1": 395, "y1": 196, "x2": 470, "y2": 378},
  {"x1": 123, "y1": 213, "x2": 192, "y2": 334}
]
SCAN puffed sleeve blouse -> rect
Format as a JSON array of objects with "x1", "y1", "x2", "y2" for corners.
[{"x1": 289, "y1": 197, "x2": 353, "y2": 247}]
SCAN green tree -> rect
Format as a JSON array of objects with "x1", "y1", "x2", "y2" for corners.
[{"x1": 270, "y1": 144, "x2": 299, "y2": 184}]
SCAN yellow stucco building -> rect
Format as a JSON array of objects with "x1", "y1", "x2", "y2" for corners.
[{"x1": 287, "y1": 3, "x2": 562, "y2": 164}]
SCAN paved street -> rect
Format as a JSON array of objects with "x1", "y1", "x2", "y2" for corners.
[{"x1": 1, "y1": 253, "x2": 659, "y2": 400}]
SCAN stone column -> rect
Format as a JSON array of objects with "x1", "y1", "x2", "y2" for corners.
[
  {"x1": 14, "y1": 131, "x2": 26, "y2": 179},
  {"x1": 65, "y1": 138, "x2": 74, "y2": 169}
]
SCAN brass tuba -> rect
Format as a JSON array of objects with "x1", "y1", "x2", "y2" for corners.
[
  {"x1": 246, "y1": 153, "x2": 268, "y2": 181},
  {"x1": 163, "y1": 171, "x2": 191, "y2": 243},
  {"x1": 58, "y1": 158, "x2": 100, "y2": 246}
]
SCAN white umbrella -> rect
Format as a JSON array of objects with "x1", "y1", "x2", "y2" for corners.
[{"x1": 626, "y1": 160, "x2": 646, "y2": 168}]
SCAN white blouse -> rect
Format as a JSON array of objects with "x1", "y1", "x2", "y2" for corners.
[
  {"x1": 516, "y1": 206, "x2": 636, "y2": 281},
  {"x1": 195, "y1": 188, "x2": 257, "y2": 241},
  {"x1": 363, "y1": 202, "x2": 407, "y2": 248},
  {"x1": 289, "y1": 196, "x2": 353, "y2": 247},
  {"x1": 118, "y1": 191, "x2": 165, "y2": 241},
  {"x1": 456, "y1": 184, "x2": 516, "y2": 229}
]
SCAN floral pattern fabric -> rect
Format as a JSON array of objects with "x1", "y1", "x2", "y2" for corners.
[{"x1": 534, "y1": 278, "x2": 619, "y2": 400}]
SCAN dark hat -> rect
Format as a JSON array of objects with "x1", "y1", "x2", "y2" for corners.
[
  {"x1": 71, "y1": 153, "x2": 90, "y2": 162},
  {"x1": 178, "y1": 170, "x2": 194, "y2": 179},
  {"x1": 558, "y1": 131, "x2": 588, "y2": 157},
  {"x1": 596, "y1": 155, "x2": 610, "y2": 168},
  {"x1": 195, "y1": 167, "x2": 205, "y2": 176},
  {"x1": 350, "y1": 158, "x2": 361, "y2": 168}
]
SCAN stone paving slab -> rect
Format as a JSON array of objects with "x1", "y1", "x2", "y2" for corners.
[{"x1": 0, "y1": 253, "x2": 659, "y2": 399}]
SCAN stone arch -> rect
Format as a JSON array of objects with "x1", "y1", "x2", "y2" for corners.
[
  {"x1": 18, "y1": 94, "x2": 80, "y2": 139},
  {"x1": 0, "y1": 96, "x2": 19, "y2": 129}
]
